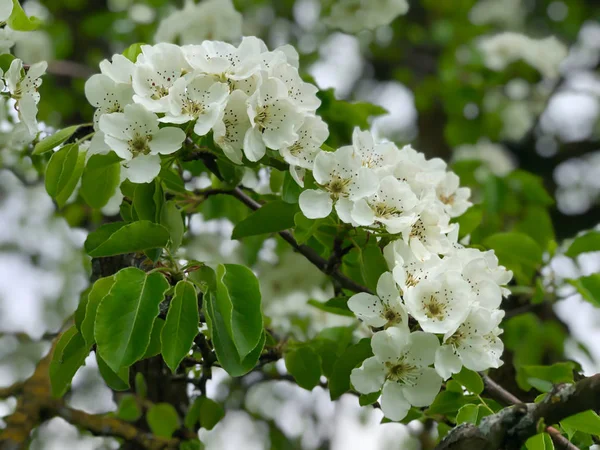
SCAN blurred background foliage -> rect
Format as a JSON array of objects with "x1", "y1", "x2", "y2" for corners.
[{"x1": 2, "y1": 0, "x2": 600, "y2": 448}]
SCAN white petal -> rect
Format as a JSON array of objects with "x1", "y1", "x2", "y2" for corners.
[
  {"x1": 372, "y1": 328, "x2": 409, "y2": 363},
  {"x1": 0, "y1": 0, "x2": 14, "y2": 22},
  {"x1": 299, "y1": 189, "x2": 332, "y2": 219},
  {"x1": 381, "y1": 381, "x2": 411, "y2": 421},
  {"x1": 148, "y1": 127, "x2": 186, "y2": 155},
  {"x1": 434, "y1": 345, "x2": 462, "y2": 380},
  {"x1": 401, "y1": 367, "x2": 442, "y2": 407},
  {"x1": 351, "y1": 198, "x2": 375, "y2": 226},
  {"x1": 121, "y1": 154, "x2": 161, "y2": 183},
  {"x1": 348, "y1": 293, "x2": 386, "y2": 327},
  {"x1": 404, "y1": 331, "x2": 440, "y2": 367},
  {"x1": 350, "y1": 357, "x2": 386, "y2": 394},
  {"x1": 335, "y1": 198, "x2": 355, "y2": 224},
  {"x1": 243, "y1": 127, "x2": 266, "y2": 162},
  {"x1": 193, "y1": 107, "x2": 221, "y2": 137}
]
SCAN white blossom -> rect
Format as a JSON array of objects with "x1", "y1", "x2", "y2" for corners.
[
  {"x1": 435, "y1": 172, "x2": 472, "y2": 218},
  {"x1": 384, "y1": 240, "x2": 443, "y2": 294},
  {"x1": 213, "y1": 89, "x2": 251, "y2": 165},
  {"x1": 402, "y1": 208, "x2": 455, "y2": 261},
  {"x1": 160, "y1": 74, "x2": 229, "y2": 136},
  {"x1": 299, "y1": 146, "x2": 378, "y2": 220},
  {"x1": 84, "y1": 74, "x2": 134, "y2": 127},
  {"x1": 99, "y1": 54, "x2": 135, "y2": 84},
  {"x1": 404, "y1": 271, "x2": 472, "y2": 334},
  {"x1": 351, "y1": 328, "x2": 442, "y2": 421},
  {"x1": 0, "y1": 0, "x2": 13, "y2": 22},
  {"x1": 348, "y1": 272, "x2": 408, "y2": 331},
  {"x1": 325, "y1": 0, "x2": 409, "y2": 33},
  {"x1": 99, "y1": 104, "x2": 185, "y2": 183},
  {"x1": 280, "y1": 115, "x2": 328, "y2": 170},
  {"x1": 5, "y1": 59, "x2": 47, "y2": 135}
]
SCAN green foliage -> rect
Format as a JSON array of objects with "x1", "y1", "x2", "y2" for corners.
[
  {"x1": 143, "y1": 317, "x2": 165, "y2": 358},
  {"x1": 185, "y1": 397, "x2": 225, "y2": 431},
  {"x1": 483, "y1": 232, "x2": 543, "y2": 283},
  {"x1": 97, "y1": 354, "x2": 130, "y2": 391},
  {"x1": 456, "y1": 404, "x2": 492, "y2": 425},
  {"x1": 49, "y1": 327, "x2": 90, "y2": 397},
  {"x1": 232, "y1": 200, "x2": 298, "y2": 239},
  {"x1": 525, "y1": 432, "x2": 554, "y2": 450},
  {"x1": 161, "y1": 281, "x2": 199, "y2": 372},
  {"x1": 147, "y1": 403, "x2": 180, "y2": 438},
  {"x1": 116, "y1": 395, "x2": 142, "y2": 422},
  {"x1": 80, "y1": 276, "x2": 114, "y2": 347},
  {"x1": 359, "y1": 242, "x2": 388, "y2": 292},
  {"x1": 519, "y1": 362, "x2": 576, "y2": 392},
  {"x1": 285, "y1": 346, "x2": 322, "y2": 390},
  {"x1": 452, "y1": 368, "x2": 484, "y2": 395},
  {"x1": 569, "y1": 274, "x2": 600, "y2": 308},
  {"x1": 7, "y1": 0, "x2": 42, "y2": 30},
  {"x1": 307, "y1": 296, "x2": 353, "y2": 317},
  {"x1": 45, "y1": 144, "x2": 85, "y2": 208},
  {"x1": 561, "y1": 410, "x2": 600, "y2": 437},
  {"x1": 565, "y1": 231, "x2": 600, "y2": 258},
  {"x1": 95, "y1": 268, "x2": 169, "y2": 372},
  {"x1": 33, "y1": 125, "x2": 84, "y2": 155},
  {"x1": 80, "y1": 152, "x2": 122, "y2": 208},
  {"x1": 122, "y1": 42, "x2": 144, "y2": 62},
  {"x1": 84, "y1": 221, "x2": 170, "y2": 257},
  {"x1": 329, "y1": 338, "x2": 372, "y2": 400},
  {"x1": 160, "y1": 201, "x2": 185, "y2": 252}
]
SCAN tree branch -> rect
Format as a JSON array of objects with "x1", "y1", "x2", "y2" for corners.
[
  {"x1": 228, "y1": 187, "x2": 372, "y2": 294},
  {"x1": 436, "y1": 374, "x2": 600, "y2": 450},
  {"x1": 0, "y1": 381, "x2": 24, "y2": 399}
]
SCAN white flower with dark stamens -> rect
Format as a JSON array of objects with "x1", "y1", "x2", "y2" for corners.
[
  {"x1": 132, "y1": 43, "x2": 191, "y2": 113},
  {"x1": 160, "y1": 74, "x2": 229, "y2": 136},
  {"x1": 394, "y1": 145, "x2": 447, "y2": 195},
  {"x1": 299, "y1": 145, "x2": 378, "y2": 219},
  {"x1": 271, "y1": 64, "x2": 320, "y2": 112},
  {"x1": 351, "y1": 175, "x2": 419, "y2": 234},
  {"x1": 99, "y1": 104, "x2": 185, "y2": 183},
  {"x1": 351, "y1": 328, "x2": 441, "y2": 421},
  {"x1": 244, "y1": 75, "x2": 304, "y2": 161},
  {"x1": 345, "y1": 128, "x2": 399, "y2": 176},
  {"x1": 402, "y1": 208, "x2": 454, "y2": 261},
  {"x1": 99, "y1": 54, "x2": 136, "y2": 84},
  {"x1": 213, "y1": 90, "x2": 251, "y2": 165},
  {"x1": 384, "y1": 240, "x2": 443, "y2": 294},
  {"x1": 5, "y1": 59, "x2": 47, "y2": 135},
  {"x1": 280, "y1": 115, "x2": 328, "y2": 170},
  {"x1": 435, "y1": 307, "x2": 504, "y2": 379},
  {"x1": 404, "y1": 271, "x2": 472, "y2": 334},
  {"x1": 436, "y1": 172, "x2": 472, "y2": 217},
  {"x1": 348, "y1": 272, "x2": 409, "y2": 331},
  {"x1": 85, "y1": 74, "x2": 134, "y2": 128}
]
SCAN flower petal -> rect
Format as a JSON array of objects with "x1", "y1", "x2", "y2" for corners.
[
  {"x1": 381, "y1": 381, "x2": 411, "y2": 421},
  {"x1": 350, "y1": 356, "x2": 385, "y2": 394},
  {"x1": 149, "y1": 127, "x2": 186, "y2": 155},
  {"x1": 401, "y1": 367, "x2": 442, "y2": 407},
  {"x1": 299, "y1": 189, "x2": 332, "y2": 219}
]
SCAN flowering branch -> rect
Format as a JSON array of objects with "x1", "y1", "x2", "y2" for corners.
[{"x1": 436, "y1": 374, "x2": 600, "y2": 450}]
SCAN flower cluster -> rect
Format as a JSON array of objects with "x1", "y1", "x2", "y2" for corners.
[
  {"x1": 324, "y1": 0, "x2": 410, "y2": 33},
  {"x1": 478, "y1": 32, "x2": 568, "y2": 79},
  {"x1": 86, "y1": 38, "x2": 322, "y2": 184},
  {"x1": 154, "y1": 0, "x2": 242, "y2": 46},
  {"x1": 1, "y1": 59, "x2": 47, "y2": 136},
  {"x1": 303, "y1": 132, "x2": 515, "y2": 420}
]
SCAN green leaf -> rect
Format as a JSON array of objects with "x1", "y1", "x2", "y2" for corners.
[
  {"x1": 525, "y1": 433, "x2": 554, "y2": 450},
  {"x1": 452, "y1": 368, "x2": 484, "y2": 395},
  {"x1": 122, "y1": 42, "x2": 144, "y2": 62},
  {"x1": 285, "y1": 346, "x2": 322, "y2": 390},
  {"x1": 7, "y1": 0, "x2": 42, "y2": 31},
  {"x1": 231, "y1": 200, "x2": 298, "y2": 239},
  {"x1": 162, "y1": 281, "x2": 199, "y2": 372},
  {"x1": 360, "y1": 243, "x2": 388, "y2": 292},
  {"x1": 96, "y1": 353, "x2": 129, "y2": 391},
  {"x1": 515, "y1": 206, "x2": 555, "y2": 250},
  {"x1": 483, "y1": 232, "x2": 543, "y2": 283},
  {"x1": 143, "y1": 318, "x2": 165, "y2": 358},
  {"x1": 33, "y1": 125, "x2": 83, "y2": 155},
  {"x1": 205, "y1": 290, "x2": 265, "y2": 377},
  {"x1": 282, "y1": 171, "x2": 302, "y2": 203},
  {"x1": 84, "y1": 221, "x2": 170, "y2": 257},
  {"x1": 329, "y1": 338, "x2": 373, "y2": 400},
  {"x1": 307, "y1": 296, "x2": 353, "y2": 317},
  {"x1": 135, "y1": 373, "x2": 147, "y2": 398},
  {"x1": 95, "y1": 268, "x2": 169, "y2": 372},
  {"x1": 215, "y1": 264, "x2": 263, "y2": 358},
  {"x1": 456, "y1": 404, "x2": 479, "y2": 425},
  {"x1": 45, "y1": 144, "x2": 83, "y2": 205},
  {"x1": 0, "y1": 54, "x2": 16, "y2": 73},
  {"x1": 520, "y1": 362, "x2": 576, "y2": 392},
  {"x1": 74, "y1": 288, "x2": 90, "y2": 333},
  {"x1": 116, "y1": 394, "x2": 141, "y2": 422},
  {"x1": 49, "y1": 327, "x2": 90, "y2": 397},
  {"x1": 147, "y1": 403, "x2": 180, "y2": 438},
  {"x1": 80, "y1": 152, "x2": 121, "y2": 208},
  {"x1": 359, "y1": 391, "x2": 380, "y2": 406},
  {"x1": 133, "y1": 182, "x2": 159, "y2": 222},
  {"x1": 55, "y1": 148, "x2": 86, "y2": 208},
  {"x1": 561, "y1": 410, "x2": 600, "y2": 436},
  {"x1": 455, "y1": 205, "x2": 483, "y2": 240},
  {"x1": 293, "y1": 213, "x2": 324, "y2": 245},
  {"x1": 426, "y1": 390, "x2": 479, "y2": 415},
  {"x1": 569, "y1": 274, "x2": 600, "y2": 308},
  {"x1": 507, "y1": 171, "x2": 554, "y2": 206},
  {"x1": 566, "y1": 231, "x2": 600, "y2": 258},
  {"x1": 81, "y1": 276, "x2": 115, "y2": 347},
  {"x1": 160, "y1": 201, "x2": 185, "y2": 252},
  {"x1": 185, "y1": 397, "x2": 225, "y2": 431}
]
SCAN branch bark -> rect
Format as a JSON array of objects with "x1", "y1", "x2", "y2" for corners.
[{"x1": 435, "y1": 374, "x2": 600, "y2": 450}]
